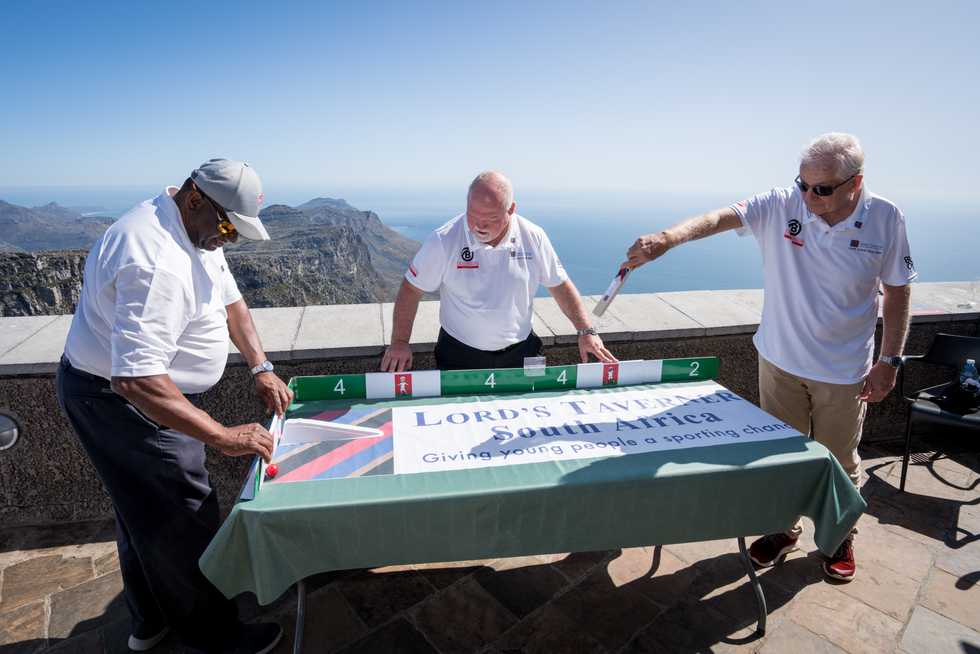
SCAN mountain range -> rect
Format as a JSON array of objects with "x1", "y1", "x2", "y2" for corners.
[{"x1": 0, "y1": 197, "x2": 421, "y2": 316}]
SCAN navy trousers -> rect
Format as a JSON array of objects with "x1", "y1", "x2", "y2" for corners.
[{"x1": 56, "y1": 357, "x2": 239, "y2": 651}]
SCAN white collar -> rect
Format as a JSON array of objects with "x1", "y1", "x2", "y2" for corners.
[{"x1": 159, "y1": 186, "x2": 199, "y2": 254}]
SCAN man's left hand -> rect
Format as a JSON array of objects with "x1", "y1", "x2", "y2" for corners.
[
  {"x1": 579, "y1": 334, "x2": 617, "y2": 364},
  {"x1": 858, "y1": 362, "x2": 898, "y2": 403},
  {"x1": 254, "y1": 372, "x2": 294, "y2": 417}
]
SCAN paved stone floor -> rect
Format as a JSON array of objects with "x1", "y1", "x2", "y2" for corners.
[{"x1": 2, "y1": 436, "x2": 978, "y2": 654}]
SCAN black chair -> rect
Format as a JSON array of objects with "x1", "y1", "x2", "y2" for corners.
[{"x1": 898, "y1": 333, "x2": 980, "y2": 492}]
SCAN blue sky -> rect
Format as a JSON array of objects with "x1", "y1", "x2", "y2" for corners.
[{"x1": 2, "y1": 1, "x2": 978, "y2": 208}]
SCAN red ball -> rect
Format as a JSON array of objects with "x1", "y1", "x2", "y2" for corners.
[{"x1": 266, "y1": 463, "x2": 279, "y2": 479}]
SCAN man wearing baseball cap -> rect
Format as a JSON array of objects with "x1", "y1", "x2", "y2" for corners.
[{"x1": 58, "y1": 159, "x2": 290, "y2": 653}]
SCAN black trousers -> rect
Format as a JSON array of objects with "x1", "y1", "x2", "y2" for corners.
[
  {"x1": 434, "y1": 328, "x2": 544, "y2": 370},
  {"x1": 55, "y1": 357, "x2": 238, "y2": 651}
]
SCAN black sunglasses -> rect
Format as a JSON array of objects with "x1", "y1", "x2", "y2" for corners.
[
  {"x1": 795, "y1": 173, "x2": 857, "y2": 197},
  {"x1": 197, "y1": 188, "x2": 237, "y2": 236}
]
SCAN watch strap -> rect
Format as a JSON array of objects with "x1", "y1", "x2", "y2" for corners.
[{"x1": 250, "y1": 360, "x2": 274, "y2": 375}]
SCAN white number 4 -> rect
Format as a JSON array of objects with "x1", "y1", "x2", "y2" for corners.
[
  {"x1": 485, "y1": 373, "x2": 496, "y2": 389},
  {"x1": 556, "y1": 370, "x2": 568, "y2": 384},
  {"x1": 334, "y1": 379, "x2": 346, "y2": 394}
]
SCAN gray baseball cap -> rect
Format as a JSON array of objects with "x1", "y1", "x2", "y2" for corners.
[{"x1": 191, "y1": 159, "x2": 270, "y2": 240}]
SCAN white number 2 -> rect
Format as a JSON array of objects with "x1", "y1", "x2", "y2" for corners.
[{"x1": 689, "y1": 361, "x2": 700, "y2": 377}]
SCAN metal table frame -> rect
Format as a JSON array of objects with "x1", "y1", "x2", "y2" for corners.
[{"x1": 289, "y1": 537, "x2": 767, "y2": 653}]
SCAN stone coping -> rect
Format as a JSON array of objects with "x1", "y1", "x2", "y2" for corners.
[{"x1": 1, "y1": 282, "x2": 977, "y2": 376}]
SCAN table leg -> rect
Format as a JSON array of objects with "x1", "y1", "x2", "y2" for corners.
[
  {"x1": 294, "y1": 579, "x2": 307, "y2": 654},
  {"x1": 737, "y1": 537, "x2": 767, "y2": 635}
]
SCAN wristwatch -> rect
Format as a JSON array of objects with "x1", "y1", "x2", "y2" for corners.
[
  {"x1": 878, "y1": 355, "x2": 902, "y2": 368},
  {"x1": 577, "y1": 326, "x2": 598, "y2": 337},
  {"x1": 250, "y1": 360, "x2": 274, "y2": 376}
]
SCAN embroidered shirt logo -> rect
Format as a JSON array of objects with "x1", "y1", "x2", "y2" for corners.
[
  {"x1": 783, "y1": 219, "x2": 804, "y2": 247},
  {"x1": 456, "y1": 246, "x2": 479, "y2": 269},
  {"x1": 848, "y1": 240, "x2": 885, "y2": 254}
]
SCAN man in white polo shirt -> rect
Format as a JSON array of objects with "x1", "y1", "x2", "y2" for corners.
[
  {"x1": 57, "y1": 159, "x2": 290, "y2": 653},
  {"x1": 621, "y1": 133, "x2": 915, "y2": 582},
  {"x1": 381, "y1": 171, "x2": 616, "y2": 372}
]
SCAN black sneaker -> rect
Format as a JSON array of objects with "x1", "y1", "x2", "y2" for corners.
[
  {"x1": 128, "y1": 625, "x2": 169, "y2": 651},
  {"x1": 748, "y1": 533, "x2": 799, "y2": 567}
]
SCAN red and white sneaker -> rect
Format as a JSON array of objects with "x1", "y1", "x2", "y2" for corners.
[
  {"x1": 823, "y1": 537, "x2": 856, "y2": 581},
  {"x1": 748, "y1": 533, "x2": 799, "y2": 567}
]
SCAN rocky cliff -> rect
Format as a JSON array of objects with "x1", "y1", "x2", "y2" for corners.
[
  {"x1": 1, "y1": 251, "x2": 87, "y2": 316},
  {"x1": 0, "y1": 196, "x2": 421, "y2": 316}
]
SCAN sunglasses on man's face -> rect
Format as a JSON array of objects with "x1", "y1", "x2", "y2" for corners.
[
  {"x1": 199, "y1": 190, "x2": 237, "y2": 236},
  {"x1": 795, "y1": 173, "x2": 857, "y2": 198}
]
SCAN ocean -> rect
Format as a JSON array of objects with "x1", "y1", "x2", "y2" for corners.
[
  {"x1": 358, "y1": 195, "x2": 980, "y2": 297},
  {"x1": 2, "y1": 186, "x2": 977, "y2": 297}
]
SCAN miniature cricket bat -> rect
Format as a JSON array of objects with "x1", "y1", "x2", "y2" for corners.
[{"x1": 593, "y1": 268, "x2": 631, "y2": 317}]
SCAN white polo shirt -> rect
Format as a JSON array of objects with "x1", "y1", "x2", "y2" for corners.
[
  {"x1": 732, "y1": 186, "x2": 916, "y2": 384},
  {"x1": 406, "y1": 213, "x2": 568, "y2": 351},
  {"x1": 64, "y1": 187, "x2": 242, "y2": 394}
]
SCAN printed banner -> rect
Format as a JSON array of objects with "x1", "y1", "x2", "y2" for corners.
[{"x1": 392, "y1": 381, "x2": 800, "y2": 474}]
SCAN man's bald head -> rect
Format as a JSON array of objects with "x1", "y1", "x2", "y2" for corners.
[
  {"x1": 468, "y1": 171, "x2": 514, "y2": 211},
  {"x1": 466, "y1": 171, "x2": 516, "y2": 245}
]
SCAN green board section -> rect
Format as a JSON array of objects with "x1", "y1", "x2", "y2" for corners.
[
  {"x1": 290, "y1": 374, "x2": 366, "y2": 402},
  {"x1": 661, "y1": 357, "x2": 719, "y2": 382},
  {"x1": 440, "y1": 365, "x2": 577, "y2": 395},
  {"x1": 287, "y1": 357, "x2": 719, "y2": 402}
]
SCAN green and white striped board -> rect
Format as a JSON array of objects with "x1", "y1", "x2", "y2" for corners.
[{"x1": 289, "y1": 357, "x2": 718, "y2": 403}]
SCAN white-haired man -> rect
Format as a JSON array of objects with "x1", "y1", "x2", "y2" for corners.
[
  {"x1": 382, "y1": 171, "x2": 616, "y2": 372},
  {"x1": 622, "y1": 133, "x2": 915, "y2": 581}
]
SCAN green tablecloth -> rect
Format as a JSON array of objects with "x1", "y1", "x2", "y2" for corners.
[{"x1": 201, "y1": 386, "x2": 865, "y2": 605}]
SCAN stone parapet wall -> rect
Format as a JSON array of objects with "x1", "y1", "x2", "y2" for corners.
[{"x1": 1, "y1": 283, "x2": 977, "y2": 526}]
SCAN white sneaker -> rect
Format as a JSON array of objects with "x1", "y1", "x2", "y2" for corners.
[{"x1": 128, "y1": 626, "x2": 170, "y2": 651}]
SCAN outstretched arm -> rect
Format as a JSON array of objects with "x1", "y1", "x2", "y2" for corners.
[{"x1": 621, "y1": 206, "x2": 742, "y2": 270}]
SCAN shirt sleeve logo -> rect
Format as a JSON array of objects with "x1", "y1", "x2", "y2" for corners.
[
  {"x1": 408, "y1": 264, "x2": 418, "y2": 277},
  {"x1": 904, "y1": 256, "x2": 915, "y2": 271}
]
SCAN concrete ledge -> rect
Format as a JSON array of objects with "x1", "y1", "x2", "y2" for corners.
[
  {"x1": 0, "y1": 315, "x2": 72, "y2": 375},
  {"x1": 296, "y1": 304, "x2": 384, "y2": 359},
  {"x1": 1, "y1": 282, "x2": 978, "y2": 374}
]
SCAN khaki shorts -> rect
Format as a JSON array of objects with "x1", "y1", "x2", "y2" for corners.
[
  {"x1": 758, "y1": 356, "x2": 865, "y2": 486},
  {"x1": 758, "y1": 356, "x2": 866, "y2": 538}
]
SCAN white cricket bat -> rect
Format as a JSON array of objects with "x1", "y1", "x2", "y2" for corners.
[
  {"x1": 593, "y1": 268, "x2": 631, "y2": 317},
  {"x1": 280, "y1": 419, "x2": 384, "y2": 445}
]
